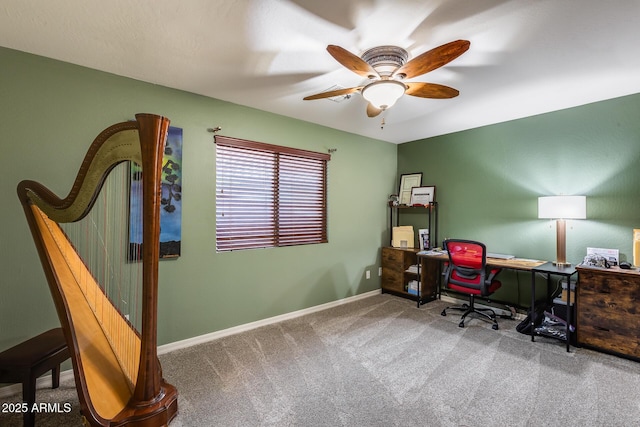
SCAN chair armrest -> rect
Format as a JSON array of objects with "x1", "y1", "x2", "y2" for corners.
[{"x1": 485, "y1": 267, "x2": 502, "y2": 283}]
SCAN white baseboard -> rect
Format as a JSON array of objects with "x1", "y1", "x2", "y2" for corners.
[
  {"x1": 157, "y1": 289, "x2": 381, "y2": 354},
  {"x1": 0, "y1": 370, "x2": 75, "y2": 399},
  {"x1": 1, "y1": 290, "x2": 381, "y2": 399}
]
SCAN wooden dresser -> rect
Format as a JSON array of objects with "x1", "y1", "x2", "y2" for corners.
[{"x1": 576, "y1": 265, "x2": 640, "y2": 360}]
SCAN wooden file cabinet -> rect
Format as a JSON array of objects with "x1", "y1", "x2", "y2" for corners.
[
  {"x1": 381, "y1": 247, "x2": 438, "y2": 306},
  {"x1": 576, "y1": 265, "x2": 640, "y2": 360}
]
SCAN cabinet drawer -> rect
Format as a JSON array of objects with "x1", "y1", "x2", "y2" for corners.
[
  {"x1": 579, "y1": 270, "x2": 640, "y2": 297},
  {"x1": 578, "y1": 325, "x2": 640, "y2": 358},
  {"x1": 578, "y1": 308, "x2": 640, "y2": 341},
  {"x1": 381, "y1": 270, "x2": 403, "y2": 292},
  {"x1": 382, "y1": 262, "x2": 404, "y2": 275},
  {"x1": 577, "y1": 288, "x2": 640, "y2": 330},
  {"x1": 382, "y1": 247, "x2": 404, "y2": 264}
]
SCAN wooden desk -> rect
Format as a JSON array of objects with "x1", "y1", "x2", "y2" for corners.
[
  {"x1": 417, "y1": 250, "x2": 546, "y2": 302},
  {"x1": 418, "y1": 251, "x2": 545, "y2": 271}
]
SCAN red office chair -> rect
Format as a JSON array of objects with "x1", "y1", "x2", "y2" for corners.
[{"x1": 441, "y1": 239, "x2": 502, "y2": 330}]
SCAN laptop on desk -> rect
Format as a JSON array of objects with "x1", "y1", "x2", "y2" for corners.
[{"x1": 487, "y1": 252, "x2": 515, "y2": 260}]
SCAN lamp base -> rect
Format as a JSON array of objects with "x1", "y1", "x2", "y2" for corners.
[
  {"x1": 553, "y1": 219, "x2": 571, "y2": 268},
  {"x1": 552, "y1": 261, "x2": 572, "y2": 267}
]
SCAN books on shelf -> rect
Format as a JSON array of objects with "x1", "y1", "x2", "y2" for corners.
[
  {"x1": 405, "y1": 264, "x2": 421, "y2": 274},
  {"x1": 407, "y1": 280, "x2": 419, "y2": 295},
  {"x1": 417, "y1": 249, "x2": 447, "y2": 256}
]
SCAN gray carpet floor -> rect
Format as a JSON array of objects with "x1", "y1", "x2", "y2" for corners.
[{"x1": 2, "y1": 294, "x2": 640, "y2": 426}]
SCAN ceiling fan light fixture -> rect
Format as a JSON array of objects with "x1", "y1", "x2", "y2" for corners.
[
  {"x1": 305, "y1": 40, "x2": 470, "y2": 117},
  {"x1": 361, "y1": 80, "x2": 406, "y2": 110},
  {"x1": 361, "y1": 45, "x2": 409, "y2": 77}
]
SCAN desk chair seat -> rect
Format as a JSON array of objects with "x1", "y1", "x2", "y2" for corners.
[{"x1": 440, "y1": 239, "x2": 502, "y2": 330}]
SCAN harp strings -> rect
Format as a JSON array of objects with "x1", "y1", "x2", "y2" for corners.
[{"x1": 59, "y1": 161, "x2": 143, "y2": 387}]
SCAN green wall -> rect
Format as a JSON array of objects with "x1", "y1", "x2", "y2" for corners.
[
  {"x1": 3, "y1": 43, "x2": 639, "y2": 353},
  {"x1": 0, "y1": 47, "x2": 396, "y2": 351},
  {"x1": 397, "y1": 93, "x2": 640, "y2": 306}
]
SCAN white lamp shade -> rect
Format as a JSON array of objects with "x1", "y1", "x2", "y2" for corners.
[
  {"x1": 538, "y1": 195, "x2": 586, "y2": 219},
  {"x1": 361, "y1": 80, "x2": 406, "y2": 109}
]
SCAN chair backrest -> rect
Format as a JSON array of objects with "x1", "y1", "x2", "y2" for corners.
[{"x1": 444, "y1": 239, "x2": 494, "y2": 295}]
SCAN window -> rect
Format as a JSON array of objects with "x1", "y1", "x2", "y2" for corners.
[{"x1": 215, "y1": 136, "x2": 330, "y2": 251}]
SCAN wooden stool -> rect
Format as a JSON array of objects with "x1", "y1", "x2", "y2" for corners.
[{"x1": 0, "y1": 328, "x2": 70, "y2": 427}]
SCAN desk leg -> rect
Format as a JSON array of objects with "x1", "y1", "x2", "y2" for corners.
[
  {"x1": 530, "y1": 271, "x2": 536, "y2": 342},
  {"x1": 437, "y1": 261, "x2": 442, "y2": 300},
  {"x1": 566, "y1": 282, "x2": 571, "y2": 352},
  {"x1": 417, "y1": 259, "x2": 421, "y2": 308}
]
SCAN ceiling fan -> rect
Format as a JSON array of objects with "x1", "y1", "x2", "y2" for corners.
[{"x1": 303, "y1": 40, "x2": 470, "y2": 117}]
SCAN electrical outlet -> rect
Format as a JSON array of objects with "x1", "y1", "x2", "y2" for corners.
[
  {"x1": 365, "y1": 270, "x2": 370, "y2": 279},
  {"x1": 378, "y1": 267, "x2": 382, "y2": 276}
]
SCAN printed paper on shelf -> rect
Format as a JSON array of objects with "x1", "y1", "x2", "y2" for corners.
[{"x1": 587, "y1": 247, "x2": 619, "y2": 266}]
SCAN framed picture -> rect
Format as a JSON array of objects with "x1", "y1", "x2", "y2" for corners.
[
  {"x1": 410, "y1": 186, "x2": 436, "y2": 206},
  {"x1": 129, "y1": 125, "x2": 183, "y2": 260},
  {"x1": 419, "y1": 228, "x2": 430, "y2": 250},
  {"x1": 398, "y1": 173, "x2": 422, "y2": 205}
]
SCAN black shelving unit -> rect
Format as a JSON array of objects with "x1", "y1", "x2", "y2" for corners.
[{"x1": 389, "y1": 202, "x2": 438, "y2": 249}]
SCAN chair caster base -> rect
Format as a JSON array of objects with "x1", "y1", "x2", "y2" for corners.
[{"x1": 441, "y1": 303, "x2": 500, "y2": 331}]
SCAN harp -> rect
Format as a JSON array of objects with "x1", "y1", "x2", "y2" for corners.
[{"x1": 17, "y1": 114, "x2": 178, "y2": 426}]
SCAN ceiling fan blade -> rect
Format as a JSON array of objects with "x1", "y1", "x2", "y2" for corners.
[
  {"x1": 366, "y1": 103, "x2": 383, "y2": 117},
  {"x1": 393, "y1": 40, "x2": 470, "y2": 80},
  {"x1": 303, "y1": 86, "x2": 362, "y2": 101},
  {"x1": 405, "y1": 82, "x2": 459, "y2": 99},
  {"x1": 327, "y1": 45, "x2": 379, "y2": 79}
]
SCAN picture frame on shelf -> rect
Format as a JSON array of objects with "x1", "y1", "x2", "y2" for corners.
[
  {"x1": 419, "y1": 228, "x2": 430, "y2": 250},
  {"x1": 410, "y1": 186, "x2": 436, "y2": 206},
  {"x1": 398, "y1": 173, "x2": 422, "y2": 205}
]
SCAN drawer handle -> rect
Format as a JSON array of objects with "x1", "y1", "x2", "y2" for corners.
[{"x1": 594, "y1": 326, "x2": 610, "y2": 332}]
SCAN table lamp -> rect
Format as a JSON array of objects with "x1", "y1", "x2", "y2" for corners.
[{"x1": 538, "y1": 195, "x2": 586, "y2": 266}]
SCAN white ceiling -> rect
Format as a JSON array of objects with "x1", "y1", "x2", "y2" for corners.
[{"x1": 1, "y1": 0, "x2": 639, "y2": 144}]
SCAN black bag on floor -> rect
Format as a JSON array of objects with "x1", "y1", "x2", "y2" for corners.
[{"x1": 516, "y1": 304, "x2": 546, "y2": 334}]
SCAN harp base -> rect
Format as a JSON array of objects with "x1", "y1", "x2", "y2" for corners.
[{"x1": 84, "y1": 381, "x2": 178, "y2": 427}]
